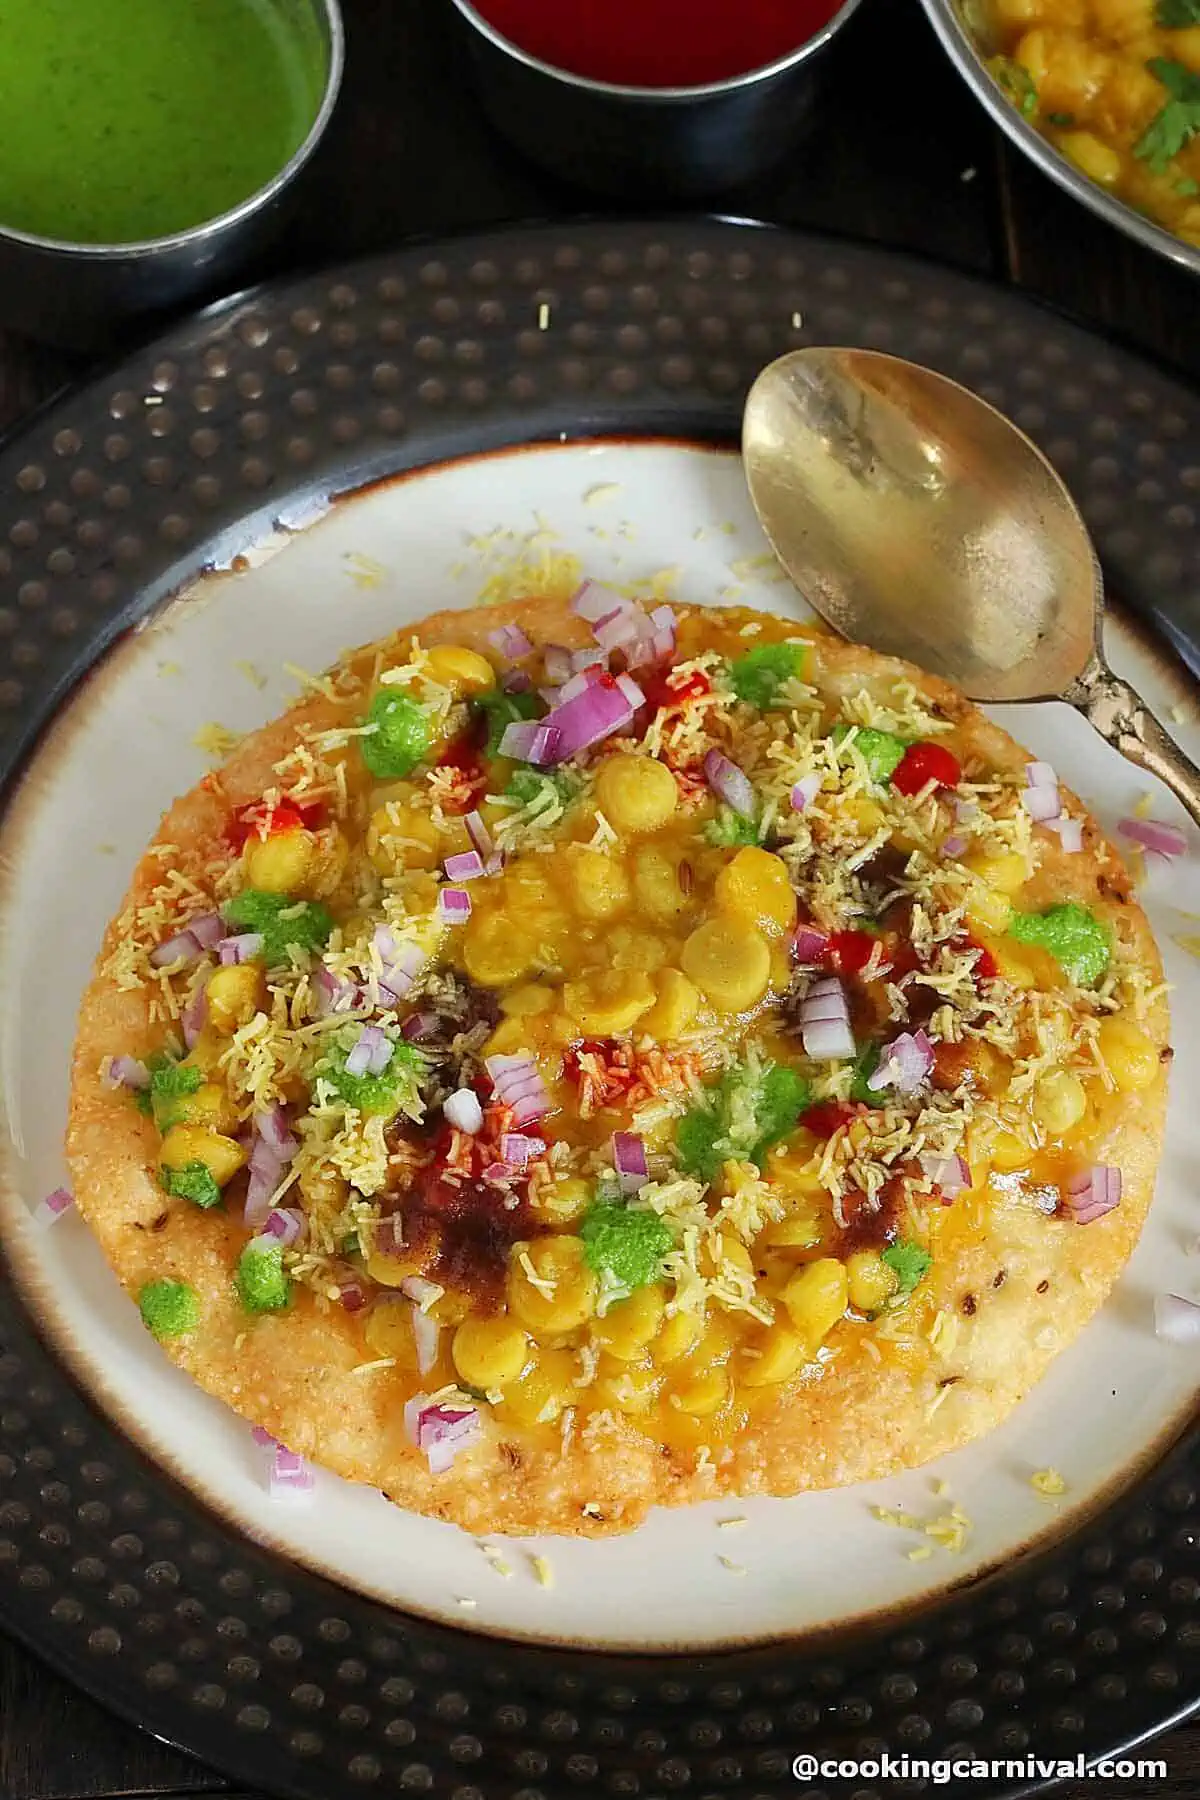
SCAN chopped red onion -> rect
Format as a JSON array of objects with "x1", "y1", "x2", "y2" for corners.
[
  {"x1": 541, "y1": 676, "x2": 642, "y2": 764},
  {"x1": 437, "y1": 886, "x2": 472, "y2": 924},
  {"x1": 464, "y1": 810, "x2": 493, "y2": 859},
  {"x1": 444, "y1": 850, "x2": 485, "y2": 882},
  {"x1": 218, "y1": 932, "x2": 264, "y2": 966},
  {"x1": 503, "y1": 668, "x2": 533, "y2": 694},
  {"x1": 486, "y1": 1052, "x2": 552, "y2": 1124},
  {"x1": 485, "y1": 849, "x2": 506, "y2": 877},
  {"x1": 572, "y1": 648, "x2": 608, "y2": 672},
  {"x1": 500, "y1": 1131, "x2": 545, "y2": 1169},
  {"x1": 401, "y1": 1274, "x2": 443, "y2": 1311},
  {"x1": 557, "y1": 667, "x2": 606, "y2": 704},
  {"x1": 482, "y1": 1160, "x2": 514, "y2": 1185},
  {"x1": 1022, "y1": 784, "x2": 1062, "y2": 822},
  {"x1": 1045, "y1": 815, "x2": 1083, "y2": 854},
  {"x1": 262, "y1": 1207, "x2": 304, "y2": 1248},
  {"x1": 792, "y1": 926, "x2": 830, "y2": 966},
  {"x1": 571, "y1": 578, "x2": 626, "y2": 623},
  {"x1": 337, "y1": 1276, "x2": 369, "y2": 1314},
  {"x1": 257, "y1": 1103, "x2": 297, "y2": 1158},
  {"x1": 444, "y1": 1087, "x2": 484, "y2": 1134},
  {"x1": 311, "y1": 964, "x2": 359, "y2": 1015},
  {"x1": 941, "y1": 833, "x2": 968, "y2": 858},
  {"x1": 401, "y1": 1011, "x2": 440, "y2": 1042},
  {"x1": 954, "y1": 797, "x2": 979, "y2": 824},
  {"x1": 150, "y1": 928, "x2": 203, "y2": 970},
  {"x1": 1118, "y1": 816, "x2": 1187, "y2": 859},
  {"x1": 344, "y1": 1027, "x2": 376, "y2": 1078},
  {"x1": 791, "y1": 773, "x2": 822, "y2": 813},
  {"x1": 181, "y1": 981, "x2": 208, "y2": 1051},
  {"x1": 411, "y1": 1305, "x2": 440, "y2": 1375},
  {"x1": 35, "y1": 1186, "x2": 75, "y2": 1228},
  {"x1": 267, "y1": 1440, "x2": 315, "y2": 1502},
  {"x1": 1062, "y1": 1164, "x2": 1122, "y2": 1223},
  {"x1": 612, "y1": 1131, "x2": 648, "y2": 1194},
  {"x1": 403, "y1": 1394, "x2": 482, "y2": 1475},
  {"x1": 919, "y1": 1152, "x2": 970, "y2": 1198},
  {"x1": 187, "y1": 912, "x2": 225, "y2": 950},
  {"x1": 704, "y1": 749, "x2": 756, "y2": 820},
  {"x1": 489, "y1": 623, "x2": 533, "y2": 660},
  {"x1": 544, "y1": 645, "x2": 573, "y2": 684},
  {"x1": 800, "y1": 976, "x2": 854, "y2": 1061},
  {"x1": 498, "y1": 719, "x2": 560, "y2": 764},
  {"x1": 250, "y1": 1425, "x2": 275, "y2": 1448},
  {"x1": 1154, "y1": 1293, "x2": 1200, "y2": 1343},
  {"x1": 512, "y1": 1091, "x2": 551, "y2": 1127},
  {"x1": 379, "y1": 938, "x2": 425, "y2": 1002},
  {"x1": 106, "y1": 1055, "x2": 150, "y2": 1091},
  {"x1": 1027, "y1": 761, "x2": 1058, "y2": 789},
  {"x1": 373, "y1": 923, "x2": 398, "y2": 962},
  {"x1": 867, "y1": 1029, "x2": 934, "y2": 1096}
]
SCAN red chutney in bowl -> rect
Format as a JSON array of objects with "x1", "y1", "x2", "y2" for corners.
[{"x1": 470, "y1": 0, "x2": 846, "y2": 88}]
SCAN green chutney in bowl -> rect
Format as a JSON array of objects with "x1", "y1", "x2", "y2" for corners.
[{"x1": 0, "y1": 0, "x2": 327, "y2": 245}]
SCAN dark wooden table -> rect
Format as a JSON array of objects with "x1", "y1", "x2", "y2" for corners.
[{"x1": 1, "y1": 0, "x2": 1198, "y2": 1793}]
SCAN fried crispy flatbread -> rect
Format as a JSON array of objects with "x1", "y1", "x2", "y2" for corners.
[{"x1": 67, "y1": 597, "x2": 1168, "y2": 1536}]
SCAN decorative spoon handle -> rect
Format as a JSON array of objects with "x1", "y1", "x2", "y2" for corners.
[{"x1": 1065, "y1": 653, "x2": 1200, "y2": 828}]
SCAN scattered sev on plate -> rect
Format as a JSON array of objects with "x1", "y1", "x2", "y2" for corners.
[{"x1": 66, "y1": 586, "x2": 1170, "y2": 1537}]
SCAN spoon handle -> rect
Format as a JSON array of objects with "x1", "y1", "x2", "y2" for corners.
[{"x1": 1065, "y1": 654, "x2": 1200, "y2": 829}]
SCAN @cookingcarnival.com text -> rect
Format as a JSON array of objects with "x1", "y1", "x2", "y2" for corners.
[{"x1": 791, "y1": 1753, "x2": 1168, "y2": 1783}]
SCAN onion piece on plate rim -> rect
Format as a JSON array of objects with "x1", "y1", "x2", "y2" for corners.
[
  {"x1": 1154, "y1": 1293, "x2": 1200, "y2": 1343},
  {"x1": 1118, "y1": 815, "x2": 1187, "y2": 859},
  {"x1": 35, "y1": 1186, "x2": 75, "y2": 1229},
  {"x1": 253, "y1": 1428, "x2": 315, "y2": 1502}
]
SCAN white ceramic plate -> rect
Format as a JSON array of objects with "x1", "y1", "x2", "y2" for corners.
[{"x1": 2, "y1": 440, "x2": 1198, "y2": 1653}]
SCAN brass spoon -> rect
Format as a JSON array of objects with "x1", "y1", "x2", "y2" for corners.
[{"x1": 742, "y1": 346, "x2": 1200, "y2": 823}]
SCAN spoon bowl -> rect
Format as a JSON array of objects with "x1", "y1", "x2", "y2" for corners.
[{"x1": 742, "y1": 347, "x2": 1200, "y2": 824}]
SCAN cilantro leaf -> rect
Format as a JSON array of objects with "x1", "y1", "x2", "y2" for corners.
[
  {"x1": 831, "y1": 724, "x2": 909, "y2": 785},
  {"x1": 475, "y1": 688, "x2": 544, "y2": 759},
  {"x1": 505, "y1": 766, "x2": 576, "y2": 810},
  {"x1": 360, "y1": 688, "x2": 433, "y2": 780},
  {"x1": 849, "y1": 1042, "x2": 888, "y2": 1107},
  {"x1": 1009, "y1": 902, "x2": 1110, "y2": 988},
  {"x1": 146, "y1": 1054, "x2": 204, "y2": 1132},
  {"x1": 676, "y1": 1057, "x2": 810, "y2": 1183},
  {"x1": 728, "y1": 642, "x2": 807, "y2": 709},
  {"x1": 1158, "y1": 0, "x2": 1200, "y2": 26},
  {"x1": 580, "y1": 1202, "x2": 673, "y2": 1294},
  {"x1": 160, "y1": 1160, "x2": 222, "y2": 1210},
  {"x1": 1135, "y1": 58, "x2": 1200, "y2": 171},
  {"x1": 882, "y1": 1238, "x2": 932, "y2": 1300},
  {"x1": 704, "y1": 806, "x2": 761, "y2": 848},
  {"x1": 223, "y1": 889, "x2": 332, "y2": 967},
  {"x1": 990, "y1": 55, "x2": 1038, "y2": 117}
]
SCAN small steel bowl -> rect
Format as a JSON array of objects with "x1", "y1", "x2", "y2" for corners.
[
  {"x1": 447, "y1": 0, "x2": 867, "y2": 201},
  {"x1": 920, "y1": 0, "x2": 1200, "y2": 279},
  {"x1": 0, "y1": 0, "x2": 345, "y2": 351}
]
